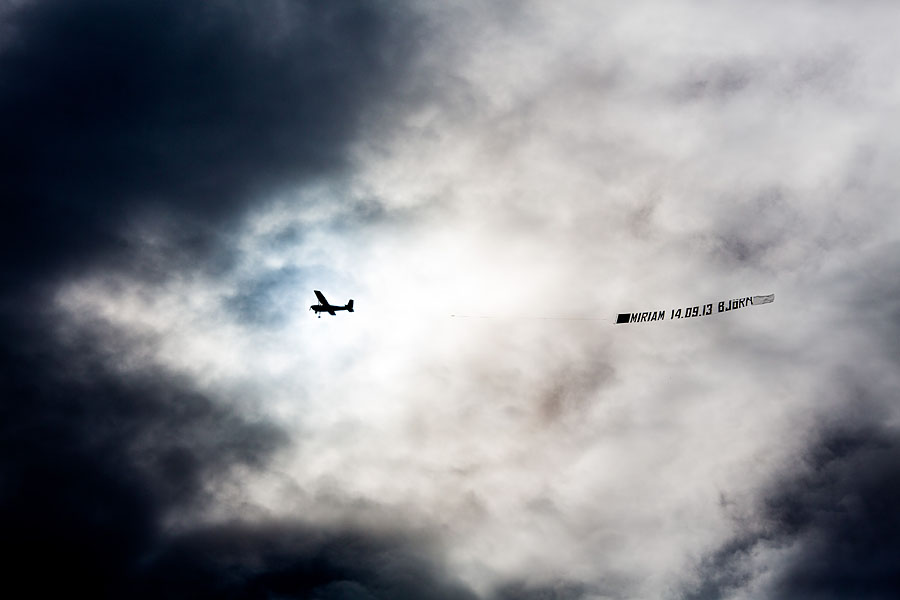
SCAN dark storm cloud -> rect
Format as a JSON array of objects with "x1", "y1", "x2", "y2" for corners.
[
  {"x1": 0, "y1": 1, "x2": 468, "y2": 597},
  {"x1": 492, "y1": 579, "x2": 605, "y2": 600},
  {"x1": 766, "y1": 426, "x2": 900, "y2": 598},
  {"x1": 683, "y1": 421, "x2": 900, "y2": 600},
  {"x1": 0, "y1": 317, "x2": 287, "y2": 595},
  {"x1": 681, "y1": 217, "x2": 900, "y2": 599},
  {"x1": 0, "y1": 0, "x2": 419, "y2": 294},
  {"x1": 130, "y1": 521, "x2": 479, "y2": 600},
  {"x1": 0, "y1": 316, "x2": 505, "y2": 598}
]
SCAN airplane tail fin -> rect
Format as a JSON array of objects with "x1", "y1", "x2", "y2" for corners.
[{"x1": 347, "y1": 299, "x2": 354, "y2": 312}]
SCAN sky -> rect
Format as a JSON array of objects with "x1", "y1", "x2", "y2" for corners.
[{"x1": 2, "y1": 1, "x2": 900, "y2": 598}]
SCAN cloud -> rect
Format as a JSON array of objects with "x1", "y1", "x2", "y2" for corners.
[
  {"x1": 681, "y1": 249, "x2": 900, "y2": 600},
  {"x1": 766, "y1": 425, "x2": 900, "y2": 599},
  {"x1": 0, "y1": 1, "x2": 460, "y2": 598},
  {"x1": 0, "y1": 316, "x2": 287, "y2": 594},
  {"x1": 0, "y1": 0, "x2": 420, "y2": 294},
  {"x1": 682, "y1": 420, "x2": 900, "y2": 600},
  {"x1": 492, "y1": 580, "x2": 603, "y2": 600},
  {"x1": 126, "y1": 521, "x2": 480, "y2": 600},
  {"x1": 5, "y1": 0, "x2": 900, "y2": 598}
]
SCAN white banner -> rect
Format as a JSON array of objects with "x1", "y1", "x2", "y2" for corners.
[{"x1": 616, "y1": 293, "x2": 774, "y2": 324}]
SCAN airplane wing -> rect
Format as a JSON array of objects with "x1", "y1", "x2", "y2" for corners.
[
  {"x1": 314, "y1": 290, "x2": 329, "y2": 305},
  {"x1": 327, "y1": 309, "x2": 336, "y2": 316}
]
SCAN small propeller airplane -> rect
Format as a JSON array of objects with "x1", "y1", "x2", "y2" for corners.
[{"x1": 310, "y1": 290, "x2": 354, "y2": 318}]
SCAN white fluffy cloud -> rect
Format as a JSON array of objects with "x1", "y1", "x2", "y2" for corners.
[{"x1": 52, "y1": 1, "x2": 900, "y2": 597}]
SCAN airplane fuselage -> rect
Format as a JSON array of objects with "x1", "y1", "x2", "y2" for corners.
[
  {"x1": 310, "y1": 304, "x2": 352, "y2": 314},
  {"x1": 310, "y1": 291, "x2": 354, "y2": 317}
]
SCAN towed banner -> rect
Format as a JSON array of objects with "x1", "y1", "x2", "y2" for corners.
[{"x1": 616, "y1": 294, "x2": 774, "y2": 324}]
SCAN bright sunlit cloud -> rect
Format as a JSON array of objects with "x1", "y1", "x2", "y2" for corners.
[{"x1": 8, "y1": 1, "x2": 900, "y2": 598}]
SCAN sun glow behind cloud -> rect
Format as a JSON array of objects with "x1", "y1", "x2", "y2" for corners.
[
  {"x1": 12, "y1": 0, "x2": 900, "y2": 597},
  {"x1": 53, "y1": 180, "x2": 809, "y2": 597}
]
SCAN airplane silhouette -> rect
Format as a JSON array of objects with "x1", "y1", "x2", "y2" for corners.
[{"x1": 310, "y1": 290, "x2": 354, "y2": 318}]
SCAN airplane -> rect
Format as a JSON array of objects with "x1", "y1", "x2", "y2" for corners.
[{"x1": 310, "y1": 290, "x2": 354, "y2": 318}]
